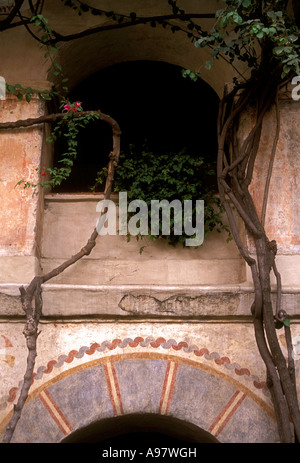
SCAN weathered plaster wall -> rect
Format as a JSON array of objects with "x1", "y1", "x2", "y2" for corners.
[
  {"x1": 0, "y1": 95, "x2": 47, "y2": 283},
  {"x1": 247, "y1": 92, "x2": 300, "y2": 287},
  {"x1": 252, "y1": 97, "x2": 300, "y2": 253},
  {"x1": 39, "y1": 194, "x2": 245, "y2": 288}
]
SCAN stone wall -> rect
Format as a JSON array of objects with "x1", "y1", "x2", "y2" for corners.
[{"x1": 0, "y1": 94, "x2": 47, "y2": 283}]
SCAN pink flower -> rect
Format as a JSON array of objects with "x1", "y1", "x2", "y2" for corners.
[
  {"x1": 41, "y1": 171, "x2": 47, "y2": 177},
  {"x1": 63, "y1": 102, "x2": 81, "y2": 113}
]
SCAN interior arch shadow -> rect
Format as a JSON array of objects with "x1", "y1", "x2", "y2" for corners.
[
  {"x1": 53, "y1": 60, "x2": 219, "y2": 193},
  {"x1": 61, "y1": 413, "x2": 220, "y2": 445}
]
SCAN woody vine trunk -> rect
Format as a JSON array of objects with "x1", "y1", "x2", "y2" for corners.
[
  {"x1": 217, "y1": 63, "x2": 300, "y2": 442},
  {"x1": 1, "y1": 110, "x2": 121, "y2": 443}
]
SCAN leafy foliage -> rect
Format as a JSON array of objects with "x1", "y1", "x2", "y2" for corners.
[
  {"x1": 45, "y1": 104, "x2": 101, "y2": 189},
  {"x1": 8, "y1": 14, "x2": 102, "y2": 190},
  {"x1": 194, "y1": 0, "x2": 300, "y2": 80},
  {"x1": 112, "y1": 146, "x2": 230, "y2": 246}
]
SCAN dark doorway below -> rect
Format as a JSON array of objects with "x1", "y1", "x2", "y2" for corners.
[{"x1": 62, "y1": 413, "x2": 219, "y2": 444}]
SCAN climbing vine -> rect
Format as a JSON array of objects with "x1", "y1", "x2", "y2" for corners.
[
  {"x1": 198, "y1": 0, "x2": 300, "y2": 443},
  {"x1": 113, "y1": 146, "x2": 230, "y2": 247}
]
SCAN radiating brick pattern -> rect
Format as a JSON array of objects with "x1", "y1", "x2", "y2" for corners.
[{"x1": 0, "y1": 336, "x2": 279, "y2": 443}]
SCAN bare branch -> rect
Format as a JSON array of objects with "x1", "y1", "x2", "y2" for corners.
[
  {"x1": 284, "y1": 324, "x2": 297, "y2": 389},
  {"x1": 217, "y1": 62, "x2": 300, "y2": 441},
  {"x1": 0, "y1": 109, "x2": 119, "y2": 132},
  {"x1": 2, "y1": 109, "x2": 121, "y2": 443},
  {"x1": 219, "y1": 177, "x2": 262, "y2": 237},
  {"x1": 272, "y1": 261, "x2": 282, "y2": 318},
  {"x1": 0, "y1": 0, "x2": 25, "y2": 31},
  {"x1": 49, "y1": 13, "x2": 214, "y2": 43},
  {"x1": 254, "y1": 320, "x2": 292, "y2": 442}
]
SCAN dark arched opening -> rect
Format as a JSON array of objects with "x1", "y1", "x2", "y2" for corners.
[
  {"x1": 61, "y1": 413, "x2": 219, "y2": 444},
  {"x1": 53, "y1": 60, "x2": 219, "y2": 192}
]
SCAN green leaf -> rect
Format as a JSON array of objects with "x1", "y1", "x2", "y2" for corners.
[
  {"x1": 242, "y1": 0, "x2": 251, "y2": 7},
  {"x1": 273, "y1": 46, "x2": 283, "y2": 55},
  {"x1": 15, "y1": 180, "x2": 25, "y2": 188},
  {"x1": 284, "y1": 319, "x2": 291, "y2": 327},
  {"x1": 283, "y1": 64, "x2": 291, "y2": 74},
  {"x1": 6, "y1": 84, "x2": 16, "y2": 94},
  {"x1": 205, "y1": 60, "x2": 213, "y2": 70}
]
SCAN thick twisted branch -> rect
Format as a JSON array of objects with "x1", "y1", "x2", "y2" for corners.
[
  {"x1": 2, "y1": 110, "x2": 121, "y2": 443},
  {"x1": 217, "y1": 73, "x2": 300, "y2": 442}
]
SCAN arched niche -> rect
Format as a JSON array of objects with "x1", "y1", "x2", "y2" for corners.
[
  {"x1": 54, "y1": 23, "x2": 235, "y2": 98},
  {"x1": 41, "y1": 59, "x2": 245, "y2": 287},
  {"x1": 38, "y1": 3, "x2": 246, "y2": 287},
  {"x1": 52, "y1": 60, "x2": 220, "y2": 193}
]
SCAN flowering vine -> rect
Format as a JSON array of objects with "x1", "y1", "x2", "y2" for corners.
[
  {"x1": 63, "y1": 101, "x2": 82, "y2": 112},
  {"x1": 7, "y1": 14, "x2": 100, "y2": 191}
]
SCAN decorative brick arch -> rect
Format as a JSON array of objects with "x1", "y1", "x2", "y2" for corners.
[{"x1": 1, "y1": 337, "x2": 279, "y2": 443}]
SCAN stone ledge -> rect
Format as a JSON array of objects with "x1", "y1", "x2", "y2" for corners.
[
  {"x1": 40, "y1": 258, "x2": 245, "y2": 286},
  {"x1": 1, "y1": 283, "x2": 300, "y2": 320}
]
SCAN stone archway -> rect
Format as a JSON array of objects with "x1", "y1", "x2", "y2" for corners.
[
  {"x1": 54, "y1": 9, "x2": 235, "y2": 97},
  {"x1": 3, "y1": 339, "x2": 279, "y2": 444}
]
